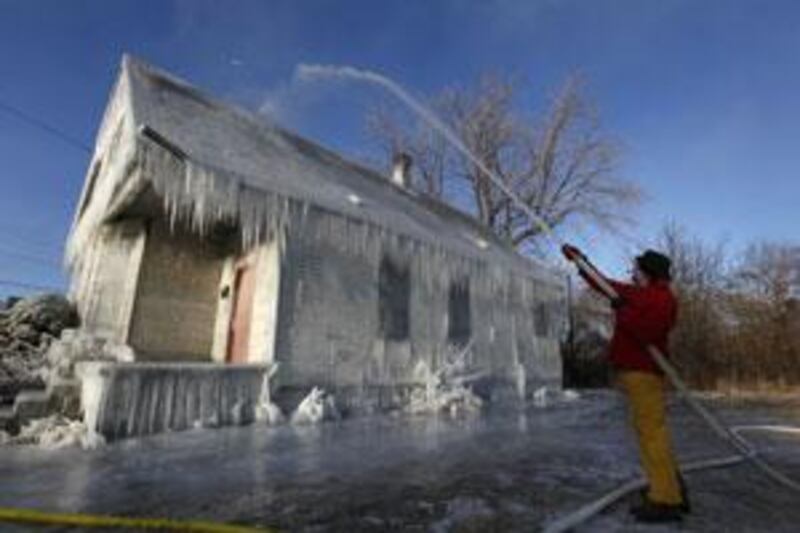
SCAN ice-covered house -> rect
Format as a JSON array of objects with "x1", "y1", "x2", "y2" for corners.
[{"x1": 67, "y1": 56, "x2": 566, "y2": 438}]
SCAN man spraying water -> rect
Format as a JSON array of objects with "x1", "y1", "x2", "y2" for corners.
[
  {"x1": 562, "y1": 244, "x2": 688, "y2": 523},
  {"x1": 300, "y1": 64, "x2": 800, "y2": 531}
]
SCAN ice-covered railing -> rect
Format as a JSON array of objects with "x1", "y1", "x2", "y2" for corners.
[{"x1": 77, "y1": 362, "x2": 280, "y2": 441}]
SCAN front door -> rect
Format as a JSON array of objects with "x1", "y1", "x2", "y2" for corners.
[{"x1": 226, "y1": 262, "x2": 256, "y2": 363}]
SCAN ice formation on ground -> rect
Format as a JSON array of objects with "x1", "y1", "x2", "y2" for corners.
[
  {"x1": 531, "y1": 386, "x2": 581, "y2": 408},
  {"x1": 255, "y1": 363, "x2": 284, "y2": 425},
  {"x1": 406, "y1": 342, "x2": 485, "y2": 416},
  {"x1": 255, "y1": 401, "x2": 285, "y2": 425},
  {"x1": 6, "y1": 415, "x2": 104, "y2": 450},
  {"x1": 291, "y1": 387, "x2": 341, "y2": 425}
]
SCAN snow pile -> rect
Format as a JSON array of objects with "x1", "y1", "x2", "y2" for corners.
[
  {"x1": 0, "y1": 295, "x2": 79, "y2": 402},
  {"x1": 6, "y1": 415, "x2": 104, "y2": 449},
  {"x1": 406, "y1": 342, "x2": 485, "y2": 416},
  {"x1": 291, "y1": 387, "x2": 340, "y2": 425},
  {"x1": 49, "y1": 331, "x2": 134, "y2": 382}
]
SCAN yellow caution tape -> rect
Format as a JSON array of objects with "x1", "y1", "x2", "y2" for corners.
[{"x1": 0, "y1": 506, "x2": 277, "y2": 532}]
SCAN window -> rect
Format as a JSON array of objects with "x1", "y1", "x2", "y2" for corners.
[
  {"x1": 378, "y1": 257, "x2": 410, "y2": 340},
  {"x1": 534, "y1": 302, "x2": 549, "y2": 337},
  {"x1": 448, "y1": 280, "x2": 471, "y2": 346}
]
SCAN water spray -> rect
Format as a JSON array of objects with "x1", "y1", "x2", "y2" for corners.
[
  {"x1": 295, "y1": 65, "x2": 561, "y2": 247},
  {"x1": 296, "y1": 64, "x2": 800, "y2": 530}
]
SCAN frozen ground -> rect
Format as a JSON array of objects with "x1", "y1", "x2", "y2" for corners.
[{"x1": 0, "y1": 391, "x2": 798, "y2": 532}]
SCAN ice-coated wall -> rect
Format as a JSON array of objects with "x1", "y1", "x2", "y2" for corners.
[
  {"x1": 74, "y1": 219, "x2": 146, "y2": 343},
  {"x1": 272, "y1": 208, "x2": 566, "y2": 410}
]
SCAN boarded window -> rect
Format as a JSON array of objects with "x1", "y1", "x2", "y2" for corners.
[
  {"x1": 448, "y1": 280, "x2": 471, "y2": 345},
  {"x1": 379, "y1": 257, "x2": 410, "y2": 340}
]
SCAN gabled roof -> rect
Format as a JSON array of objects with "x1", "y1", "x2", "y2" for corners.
[{"x1": 74, "y1": 55, "x2": 562, "y2": 284}]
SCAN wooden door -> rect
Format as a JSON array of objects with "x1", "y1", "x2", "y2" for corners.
[{"x1": 226, "y1": 263, "x2": 256, "y2": 363}]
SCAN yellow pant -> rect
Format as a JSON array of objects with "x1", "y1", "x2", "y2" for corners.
[{"x1": 617, "y1": 371, "x2": 683, "y2": 505}]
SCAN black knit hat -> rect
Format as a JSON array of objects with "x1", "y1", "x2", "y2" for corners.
[{"x1": 635, "y1": 250, "x2": 672, "y2": 281}]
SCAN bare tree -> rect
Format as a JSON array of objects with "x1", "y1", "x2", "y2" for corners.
[
  {"x1": 366, "y1": 73, "x2": 641, "y2": 252},
  {"x1": 734, "y1": 243, "x2": 800, "y2": 303},
  {"x1": 660, "y1": 221, "x2": 727, "y2": 292},
  {"x1": 658, "y1": 226, "x2": 800, "y2": 390},
  {"x1": 657, "y1": 223, "x2": 730, "y2": 388},
  {"x1": 730, "y1": 243, "x2": 800, "y2": 384}
]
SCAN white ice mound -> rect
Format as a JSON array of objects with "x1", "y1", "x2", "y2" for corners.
[
  {"x1": 406, "y1": 342, "x2": 485, "y2": 416},
  {"x1": 407, "y1": 383, "x2": 484, "y2": 416},
  {"x1": 255, "y1": 364, "x2": 284, "y2": 425},
  {"x1": 8, "y1": 415, "x2": 104, "y2": 449},
  {"x1": 255, "y1": 401, "x2": 285, "y2": 425},
  {"x1": 291, "y1": 387, "x2": 340, "y2": 425}
]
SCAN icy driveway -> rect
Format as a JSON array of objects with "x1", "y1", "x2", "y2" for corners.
[{"x1": 0, "y1": 392, "x2": 799, "y2": 532}]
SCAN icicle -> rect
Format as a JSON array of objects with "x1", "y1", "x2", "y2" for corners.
[{"x1": 68, "y1": 131, "x2": 564, "y2": 326}]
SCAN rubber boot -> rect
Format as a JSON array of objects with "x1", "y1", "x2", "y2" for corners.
[
  {"x1": 631, "y1": 499, "x2": 684, "y2": 524},
  {"x1": 635, "y1": 472, "x2": 691, "y2": 514}
]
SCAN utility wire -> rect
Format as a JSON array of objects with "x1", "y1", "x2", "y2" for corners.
[
  {"x1": 0, "y1": 230, "x2": 65, "y2": 253},
  {"x1": 0, "y1": 99, "x2": 92, "y2": 153},
  {"x1": 0, "y1": 279, "x2": 63, "y2": 292},
  {"x1": 0, "y1": 246, "x2": 61, "y2": 268}
]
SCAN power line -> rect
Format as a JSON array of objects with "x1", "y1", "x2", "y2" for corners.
[
  {"x1": 0, "y1": 279, "x2": 63, "y2": 292},
  {"x1": 0, "y1": 229, "x2": 65, "y2": 253},
  {"x1": 0, "y1": 246, "x2": 62, "y2": 268},
  {"x1": 0, "y1": 99, "x2": 92, "y2": 153}
]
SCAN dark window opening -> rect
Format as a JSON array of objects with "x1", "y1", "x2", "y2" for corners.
[
  {"x1": 379, "y1": 257, "x2": 410, "y2": 341},
  {"x1": 534, "y1": 302, "x2": 549, "y2": 337},
  {"x1": 448, "y1": 280, "x2": 471, "y2": 346}
]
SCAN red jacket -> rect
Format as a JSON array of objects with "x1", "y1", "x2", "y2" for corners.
[{"x1": 581, "y1": 271, "x2": 678, "y2": 374}]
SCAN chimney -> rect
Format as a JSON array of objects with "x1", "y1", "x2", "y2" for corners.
[{"x1": 391, "y1": 152, "x2": 412, "y2": 188}]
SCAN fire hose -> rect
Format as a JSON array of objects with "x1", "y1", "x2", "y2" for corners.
[{"x1": 0, "y1": 507, "x2": 274, "y2": 532}]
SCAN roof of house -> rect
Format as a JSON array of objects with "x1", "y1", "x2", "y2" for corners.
[{"x1": 84, "y1": 56, "x2": 561, "y2": 283}]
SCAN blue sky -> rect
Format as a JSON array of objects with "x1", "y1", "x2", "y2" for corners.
[{"x1": 1, "y1": 0, "x2": 799, "y2": 296}]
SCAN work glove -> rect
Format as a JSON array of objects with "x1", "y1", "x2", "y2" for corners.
[{"x1": 561, "y1": 244, "x2": 586, "y2": 263}]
